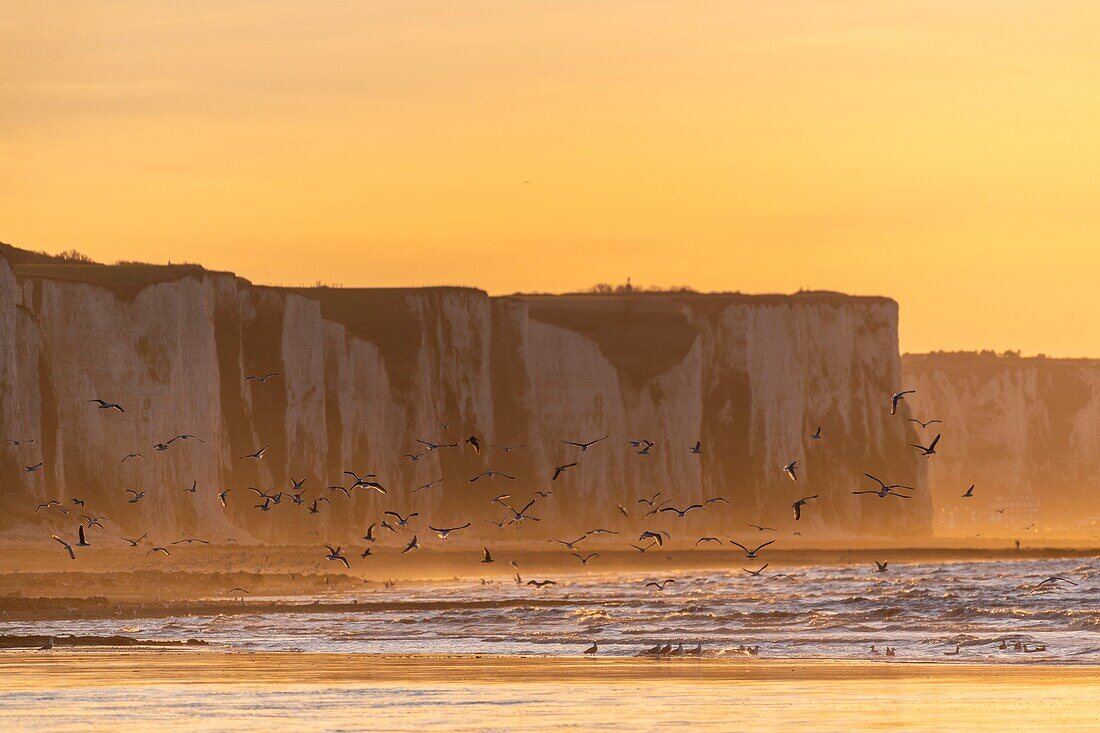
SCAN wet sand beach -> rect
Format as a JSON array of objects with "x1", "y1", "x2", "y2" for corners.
[{"x1": 1, "y1": 651, "x2": 1098, "y2": 731}]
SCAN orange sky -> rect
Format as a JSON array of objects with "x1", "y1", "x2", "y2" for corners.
[{"x1": 3, "y1": 1, "x2": 1100, "y2": 356}]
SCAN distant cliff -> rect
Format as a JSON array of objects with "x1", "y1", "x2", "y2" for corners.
[
  {"x1": 0, "y1": 243, "x2": 930, "y2": 544},
  {"x1": 903, "y1": 352, "x2": 1100, "y2": 534}
]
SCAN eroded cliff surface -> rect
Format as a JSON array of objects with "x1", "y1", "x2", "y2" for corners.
[
  {"x1": 0, "y1": 246, "x2": 929, "y2": 544},
  {"x1": 903, "y1": 352, "x2": 1100, "y2": 534}
]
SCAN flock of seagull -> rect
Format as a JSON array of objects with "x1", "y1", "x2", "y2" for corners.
[{"x1": 11, "y1": 380, "x2": 1081, "y2": 658}]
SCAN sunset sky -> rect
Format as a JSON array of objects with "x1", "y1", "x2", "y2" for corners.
[{"x1": 3, "y1": 1, "x2": 1100, "y2": 356}]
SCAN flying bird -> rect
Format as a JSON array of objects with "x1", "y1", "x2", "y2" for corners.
[
  {"x1": 481, "y1": 547, "x2": 494, "y2": 563},
  {"x1": 696, "y1": 537, "x2": 721, "y2": 545},
  {"x1": 76, "y1": 525, "x2": 90, "y2": 547},
  {"x1": 121, "y1": 533, "x2": 147, "y2": 547},
  {"x1": 429, "y1": 523, "x2": 471, "y2": 539},
  {"x1": 86, "y1": 399, "x2": 124, "y2": 412},
  {"x1": 890, "y1": 390, "x2": 916, "y2": 415},
  {"x1": 743, "y1": 564, "x2": 769, "y2": 577},
  {"x1": 527, "y1": 579, "x2": 557, "y2": 589},
  {"x1": 962, "y1": 484, "x2": 975, "y2": 498},
  {"x1": 121, "y1": 453, "x2": 144, "y2": 463},
  {"x1": 783, "y1": 461, "x2": 798, "y2": 482},
  {"x1": 910, "y1": 434, "x2": 941, "y2": 457},
  {"x1": 466, "y1": 435, "x2": 481, "y2": 454},
  {"x1": 240, "y1": 446, "x2": 267, "y2": 460},
  {"x1": 146, "y1": 547, "x2": 171, "y2": 557},
  {"x1": 572, "y1": 552, "x2": 599, "y2": 565},
  {"x1": 551, "y1": 463, "x2": 577, "y2": 481},
  {"x1": 324, "y1": 545, "x2": 349, "y2": 569},
  {"x1": 401, "y1": 535, "x2": 420, "y2": 554},
  {"x1": 791, "y1": 495, "x2": 818, "y2": 520},
  {"x1": 561, "y1": 434, "x2": 609, "y2": 451},
  {"x1": 645, "y1": 579, "x2": 676, "y2": 590},
  {"x1": 416, "y1": 438, "x2": 458, "y2": 451},
  {"x1": 6, "y1": 438, "x2": 34, "y2": 446},
  {"x1": 218, "y1": 489, "x2": 231, "y2": 507},
  {"x1": 52, "y1": 534, "x2": 76, "y2": 560},
  {"x1": 489, "y1": 443, "x2": 526, "y2": 453},
  {"x1": 909, "y1": 418, "x2": 942, "y2": 429},
  {"x1": 25, "y1": 463, "x2": 43, "y2": 473},
  {"x1": 748, "y1": 523, "x2": 776, "y2": 532},
  {"x1": 246, "y1": 372, "x2": 279, "y2": 383},
  {"x1": 470, "y1": 470, "x2": 515, "y2": 482},
  {"x1": 660, "y1": 504, "x2": 704, "y2": 518},
  {"x1": 810, "y1": 426, "x2": 822, "y2": 440},
  {"x1": 384, "y1": 510, "x2": 419, "y2": 527},
  {"x1": 729, "y1": 539, "x2": 775, "y2": 559},
  {"x1": 126, "y1": 490, "x2": 145, "y2": 504},
  {"x1": 690, "y1": 441, "x2": 702, "y2": 454}
]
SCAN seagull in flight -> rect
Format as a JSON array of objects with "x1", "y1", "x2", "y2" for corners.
[
  {"x1": 121, "y1": 453, "x2": 144, "y2": 463},
  {"x1": 791, "y1": 495, "x2": 818, "y2": 520},
  {"x1": 324, "y1": 545, "x2": 350, "y2": 569},
  {"x1": 690, "y1": 441, "x2": 702, "y2": 454},
  {"x1": 384, "y1": 511, "x2": 419, "y2": 527},
  {"x1": 403, "y1": 452, "x2": 422, "y2": 461},
  {"x1": 637, "y1": 492, "x2": 662, "y2": 507},
  {"x1": 465, "y1": 435, "x2": 481, "y2": 454},
  {"x1": 470, "y1": 470, "x2": 515, "y2": 482},
  {"x1": 81, "y1": 515, "x2": 105, "y2": 530},
  {"x1": 6, "y1": 438, "x2": 34, "y2": 446},
  {"x1": 86, "y1": 399, "x2": 124, "y2": 412},
  {"x1": 890, "y1": 390, "x2": 916, "y2": 415},
  {"x1": 146, "y1": 546, "x2": 171, "y2": 557},
  {"x1": 962, "y1": 484, "x2": 975, "y2": 498},
  {"x1": 344, "y1": 471, "x2": 386, "y2": 493},
  {"x1": 783, "y1": 461, "x2": 799, "y2": 482},
  {"x1": 910, "y1": 434, "x2": 941, "y2": 457},
  {"x1": 25, "y1": 463, "x2": 43, "y2": 473},
  {"x1": 748, "y1": 523, "x2": 776, "y2": 532},
  {"x1": 412, "y1": 478, "x2": 444, "y2": 493},
  {"x1": 181, "y1": 481, "x2": 198, "y2": 494},
  {"x1": 481, "y1": 547, "x2": 494, "y2": 563},
  {"x1": 660, "y1": 504, "x2": 704, "y2": 518},
  {"x1": 909, "y1": 418, "x2": 941, "y2": 429},
  {"x1": 810, "y1": 426, "x2": 822, "y2": 440},
  {"x1": 696, "y1": 537, "x2": 722, "y2": 545},
  {"x1": 743, "y1": 564, "x2": 769, "y2": 577},
  {"x1": 503, "y1": 499, "x2": 540, "y2": 523},
  {"x1": 429, "y1": 523, "x2": 471, "y2": 539},
  {"x1": 1028, "y1": 576, "x2": 1079, "y2": 593},
  {"x1": 121, "y1": 533, "x2": 147, "y2": 547},
  {"x1": 548, "y1": 535, "x2": 587, "y2": 551},
  {"x1": 416, "y1": 438, "x2": 458, "y2": 451},
  {"x1": 561, "y1": 434, "x2": 609, "y2": 451},
  {"x1": 52, "y1": 534, "x2": 76, "y2": 559},
  {"x1": 218, "y1": 489, "x2": 231, "y2": 507},
  {"x1": 490, "y1": 443, "x2": 526, "y2": 453},
  {"x1": 171, "y1": 537, "x2": 210, "y2": 545},
  {"x1": 168, "y1": 434, "x2": 205, "y2": 445},
  {"x1": 875, "y1": 561, "x2": 889, "y2": 573},
  {"x1": 571, "y1": 552, "x2": 599, "y2": 565},
  {"x1": 126, "y1": 490, "x2": 146, "y2": 504},
  {"x1": 246, "y1": 372, "x2": 279, "y2": 383},
  {"x1": 401, "y1": 535, "x2": 420, "y2": 554},
  {"x1": 729, "y1": 539, "x2": 775, "y2": 559},
  {"x1": 645, "y1": 579, "x2": 676, "y2": 590},
  {"x1": 527, "y1": 579, "x2": 557, "y2": 589},
  {"x1": 240, "y1": 445, "x2": 267, "y2": 460},
  {"x1": 551, "y1": 463, "x2": 577, "y2": 481},
  {"x1": 639, "y1": 530, "x2": 666, "y2": 546}
]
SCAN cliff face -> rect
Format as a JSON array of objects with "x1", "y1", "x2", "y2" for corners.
[
  {"x1": 902, "y1": 353, "x2": 1100, "y2": 533},
  {"x1": 0, "y1": 247, "x2": 930, "y2": 544}
]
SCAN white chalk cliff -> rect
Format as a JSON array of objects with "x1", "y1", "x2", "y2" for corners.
[{"x1": 0, "y1": 244, "x2": 929, "y2": 544}]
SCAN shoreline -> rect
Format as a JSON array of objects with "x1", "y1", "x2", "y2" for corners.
[{"x1": 4, "y1": 650, "x2": 1100, "y2": 688}]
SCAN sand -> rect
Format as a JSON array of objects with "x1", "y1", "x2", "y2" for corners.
[{"x1": 1, "y1": 651, "x2": 1098, "y2": 731}]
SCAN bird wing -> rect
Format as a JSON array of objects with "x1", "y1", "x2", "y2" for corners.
[
  {"x1": 729, "y1": 540, "x2": 750, "y2": 553},
  {"x1": 928, "y1": 434, "x2": 941, "y2": 450},
  {"x1": 752, "y1": 540, "x2": 776, "y2": 553},
  {"x1": 52, "y1": 535, "x2": 75, "y2": 559}
]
